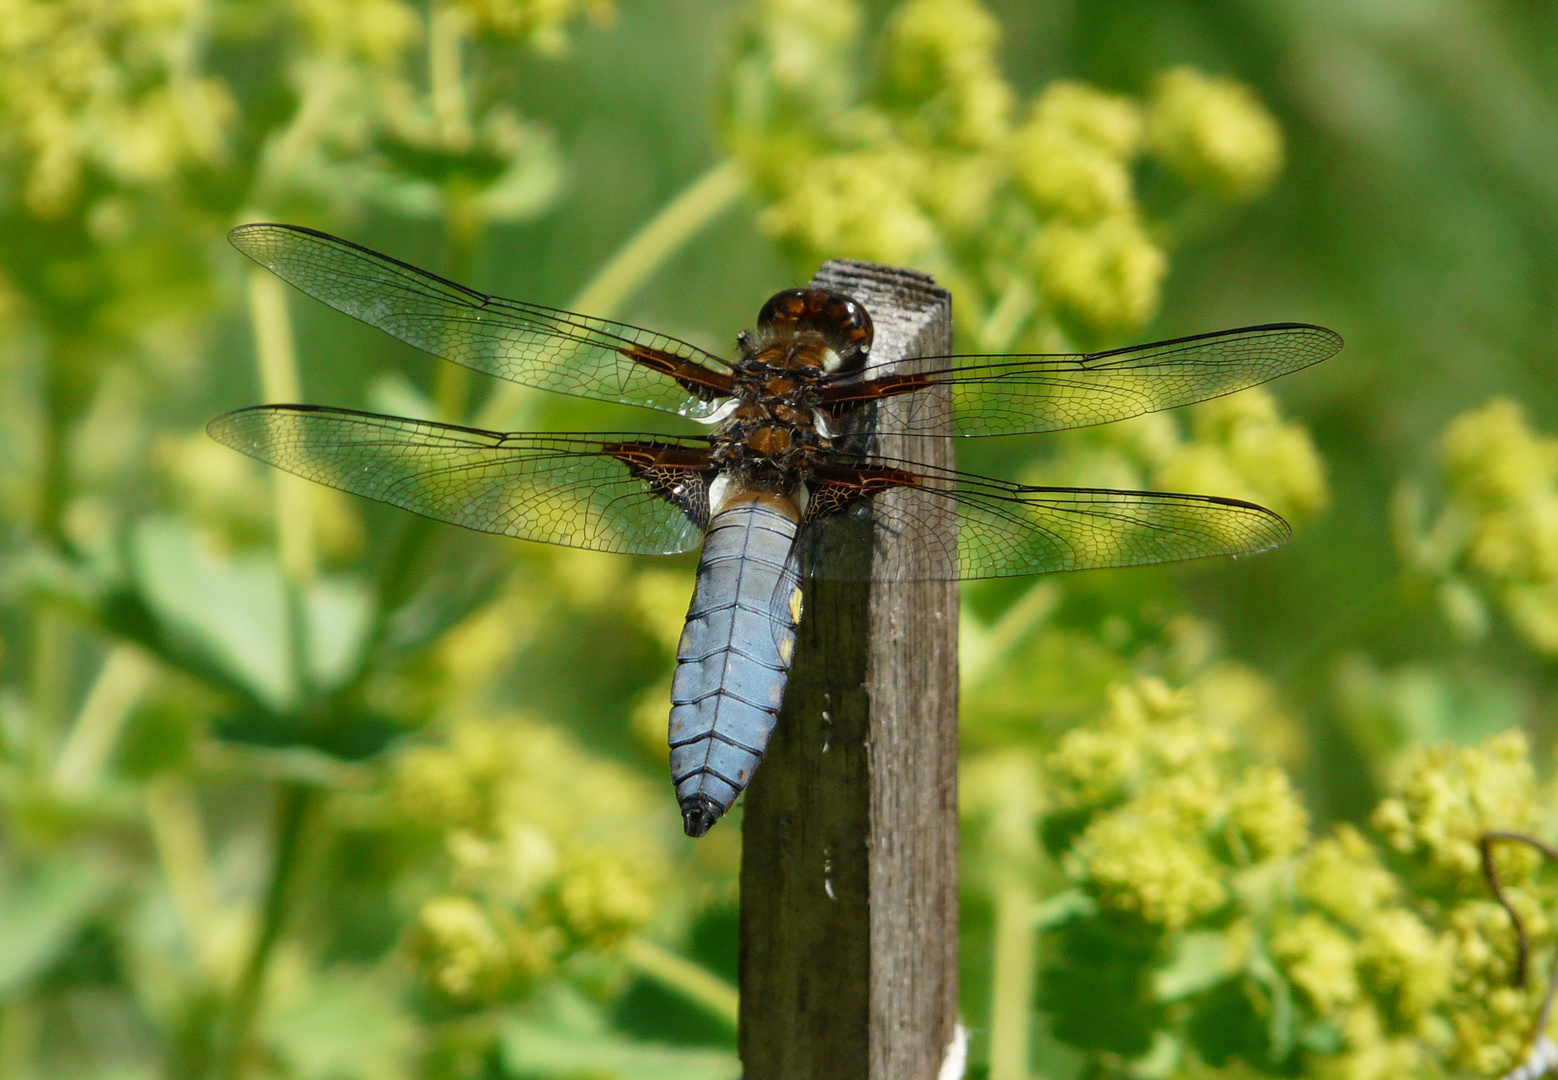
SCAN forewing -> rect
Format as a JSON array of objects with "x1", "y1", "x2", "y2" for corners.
[
  {"x1": 229, "y1": 224, "x2": 734, "y2": 417},
  {"x1": 798, "y1": 459, "x2": 1290, "y2": 582},
  {"x1": 822, "y1": 323, "x2": 1341, "y2": 437},
  {"x1": 206, "y1": 405, "x2": 712, "y2": 555}
]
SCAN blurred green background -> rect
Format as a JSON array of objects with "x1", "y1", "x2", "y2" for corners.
[{"x1": 4, "y1": 1, "x2": 1558, "y2": 1079}]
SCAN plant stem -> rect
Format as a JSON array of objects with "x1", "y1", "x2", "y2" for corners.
[
  {"x1": 1481, "y1": 830, "x2": 1558, "y2": 988},
  {"x1": 248, "y1": 268, "x2": 316, "y2": 706},
  {"x1": 36, "y1": 340, "x2": 71, "y2": 550},
  {"x1": 28, "y1": 611, "x2": 67, "y2": 765},
  {"x1": 333, "y1": 515, "x2": 434, "y2": 700},
  {"x1": 978, "y1": 276, "x2": 1035, "y2": 352},
  {"x1": 572, "y1": 160, "x2": 746, "y2": 318},
  {"x1": 435, "y1": 195, "x2": 483, "y2": 424},
  {"x1": 619, "y1": 936, "x2": 739, "y2": 1028},
  {"x1": 960, "y1": 580, "x2": 1061, "y2": 689},
  {"x1": 52, "y1": 644, "x2": 154, "y2": 793},
  {"x1": 216, "y1": 783, "x2": 311, "y2": 1080},
  {"x1": 429, "y1": 0, "x2": 481, "y2": 424},
  {"x1": 428, "y1": 2, "x2": 473, "y2": 153},
  {"x1": 146, "y1": 776, "x2": 221, "y2": 974},
  {"x1": 475, "y1": 159, "x2": 747, "y2": 430},
  {"x1": 248, "y1": 269, "x2": 315, "y2": 588},
  {"x1": 988, "y1": 883, "x2": 1036, "y2": 1080},
  {"x1": 209, "y1": 261, "x2": 324, "y2": 1080},
  {"x1": 433, "y1": 324, "x2": 475, "y2": 422},
  {"x1": 30, "y1": 336, "x2": 76, "y2": 767}
]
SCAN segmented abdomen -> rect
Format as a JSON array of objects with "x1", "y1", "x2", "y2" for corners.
[{"x1": 669, "y1": 495, "x2": 801, "y2": 837}]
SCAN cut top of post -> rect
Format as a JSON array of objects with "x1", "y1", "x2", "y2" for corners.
[{"x1": 812, "y1": 260, "x2": 950, "y2": 374}]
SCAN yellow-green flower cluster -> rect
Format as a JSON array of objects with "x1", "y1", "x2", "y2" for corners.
[
  {"x1": 1296, "y1": 825, "x2": 1398, "y2": 927},
  {"x1": 1012, "y1": 84, "x2": 1141, "y2": 222},
  {"x1": 877, "y1": 0, "x2": 1012, "y2": 151},
  {"x1": 0, "y1": 0, "x2": 235, "y2": 217},
  {"x1": 291, "y1": 0, "x2": 423, "y2": 63},
  {"x1": 1444, "y1": 899, "x2": 1543, "y2": 1075},
  {"x1": 1400, "y1": 398, "x2": 1558, "y2": 655},
  {"x1": 1041, "y1": 682, "x2": 1557, "y2": 1077},
  {"x1": 1019, "y1": 385, "x2": 1328, "y2": 555},
  {"x1": 1047, "y1": 677, "x2": 1309, "y2": 930},
  {"x1": 1268, "y1": 734, "x2": 1553, "y2": 1079},
  {"x1": 1372, "y1": 730, "x2": 1538, "y2": 885},
  {"x1": 455, "y1": 0, "x2": 614, "y2": 53},
  {"x1": 1148, "y1": 68, "x2": 1284, "y2": 201},
  {"x1": 250, "y1": 0, "x2": 566, "y2": 224},
  {"x1": 1157, "y1": 388, "x2": 1329, "y2": 521},
  {"x1": 1012, "y1": 84, "x2": 1165, "y2": 330},
  {"x1": 393, "y1": 715, "x2": 675, "y2": 1005},
  {"x1": 725, "y1": 0, "x2": 1283, "y2": 343},
  {"x1": 0, "y1": 0, "x2": 584, "y2": 226}
]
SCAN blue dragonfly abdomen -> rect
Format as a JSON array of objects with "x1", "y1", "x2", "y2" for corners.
[{"x1": 669, "y1": 488, "x2": 803, "y2": 837}]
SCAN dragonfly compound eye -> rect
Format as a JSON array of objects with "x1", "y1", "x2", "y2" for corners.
[
  {"x1": 756, "y1": 288, "x2": 874, "y2": 373},
  {"x1": 757, "y1": 288, "x2": 810, "y2": 329},
  {"x1": 826, "y1": 295, "x2": 873, "y2": 371}
]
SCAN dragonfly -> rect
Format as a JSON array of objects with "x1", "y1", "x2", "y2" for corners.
[{"x1": 209, "y1": 224, "x2": 1342, "y2": 837}]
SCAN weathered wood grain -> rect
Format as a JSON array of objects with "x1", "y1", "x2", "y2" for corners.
[{"x1": 740, "y1": 261, "x2": 958, "y2": 1080}]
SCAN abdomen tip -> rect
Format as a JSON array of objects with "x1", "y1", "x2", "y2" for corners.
[{"x1": 681, "y1": 799, "x2": 720, "y2": 838}]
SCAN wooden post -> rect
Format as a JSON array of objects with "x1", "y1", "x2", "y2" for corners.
[{"x1": 739, "y1": 261, "x2": 959, "y2": 1080}]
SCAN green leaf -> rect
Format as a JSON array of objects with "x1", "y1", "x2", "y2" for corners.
[
  {"x1": 1184, "y1": 979, "x2": 1276, "y2": 1069},
  {"x1": 0, "y1": 857, "x2": 113, "y2": 997},
  {"x1": 502, "y1": 1025, "x2": 741, "y2": 1080},
  {"x1": 133, "y1": 517, "x2": 292, "y2": 707},
  {"x1": 1039, "y1": 911, "x2": 1164, "y2": 1056},
  {"x1": 131, "y1": 517, "x2": 371, "y2": 709},
  {"x1": 308, "y1": 576, "x2": 374, "y2": 689},
  {"x1": 1153, "y1": 930, "x2": 1240, "y2": 1002},
  {"x1": 265, "y1": 966, "x2": 416, "y2": 1080},
  {"x1": 501, "y1": 989, "x2": 740, "y2": 1080}
]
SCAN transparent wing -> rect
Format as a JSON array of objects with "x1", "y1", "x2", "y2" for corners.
[
  {"x1": 229, "y1": 224, "x2": 734, "y2": 417},
  {"x1": 206, "y1": 405, "x2": 712, "y2": 555},
  {"x1": 797, "y1": 458, "x2": 1291, "y2": 582},
  {"x1": 821, "y1": 323, "x2": 1342, "y2": 437}
]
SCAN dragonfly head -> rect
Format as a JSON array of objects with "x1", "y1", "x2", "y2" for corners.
[{"x1": 756, "y1": 287, "x2": 873, "y2": 374}]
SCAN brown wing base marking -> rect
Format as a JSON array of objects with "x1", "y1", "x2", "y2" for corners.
[
  {"x1": 604, "y1": 442, "x2": 719, "y2": 529},
  {"x1": 804, "y1": 464, "x2": 921, "y2": 521},
  {"x1": 621, "y1": 346, "x2": 735, "y2": 402},
  {"x1": 817, "y1": 372, "x2": 935, "y2": 412}
]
